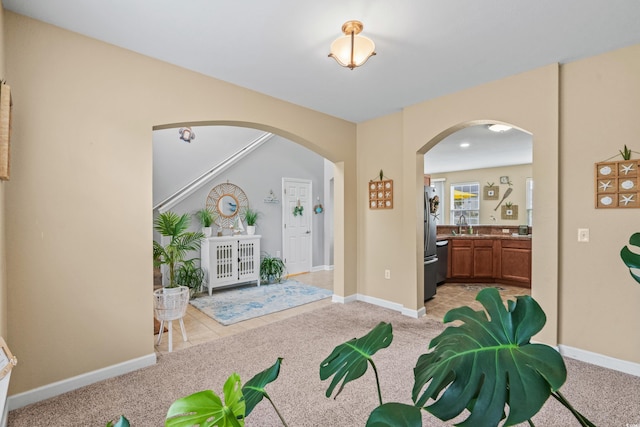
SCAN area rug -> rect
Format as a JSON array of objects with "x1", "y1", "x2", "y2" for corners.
[{"x1": 189, "y1": 280, "x2": 332, "y2": 325}]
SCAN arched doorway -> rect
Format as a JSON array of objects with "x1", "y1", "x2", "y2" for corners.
[{"x1": 422, "y1": 123, "x2": 533, "y2": 317}]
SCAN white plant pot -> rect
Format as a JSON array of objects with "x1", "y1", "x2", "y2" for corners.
[
  {"x1": 247, "y1": 225, "x2": 256, "y2": 235},
  {"x1": 203, "y1": 227, "x2": 212, "y2": 237}
]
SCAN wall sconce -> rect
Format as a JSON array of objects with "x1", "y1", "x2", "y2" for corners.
[
  {"x1": 178, "y1": 127, "x2": 195, "y2": 143},
  {"x1": 328, "y1": 20, "x2": 376, "y2": 70}
]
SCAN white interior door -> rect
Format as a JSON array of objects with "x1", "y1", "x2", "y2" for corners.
[{"x1": 282, "y1": 178, "x2": 312, "y2": 276}]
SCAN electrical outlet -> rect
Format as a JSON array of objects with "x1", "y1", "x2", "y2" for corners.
[
  {"x1": 578, "y1": 228, "x2": 590, "y2": 243},
  {"x1": 384, "y1": 269, "x2": 391, "y2": 279},
  {"x1": 502, "y1": 229, "x2": 510, "y2": 234},
  {"x1": 276, "y1": 250, "x2": 281, "y2": 258}
]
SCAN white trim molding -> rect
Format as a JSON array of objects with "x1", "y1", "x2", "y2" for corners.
[
  {"x1": 559, "y1": 345, "x2": 640, "y2": 378},
  {"x1": 7, "y1": 353, "x2": 157, "y2": 410},
  {"x1": 332, "y1": 293, "x2": 426, "y2": 318},
  {"x1": 311, "y1": 265, "x2": 334, "y2": 272}
]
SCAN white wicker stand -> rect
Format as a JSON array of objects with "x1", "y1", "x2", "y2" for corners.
[{"x1": 202, "y1": 235, "x2": 261, "y2": 295}]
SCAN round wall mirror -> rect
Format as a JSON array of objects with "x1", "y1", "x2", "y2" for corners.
[{"x1": 206, "y1": 182, "x2": 249, "y2": 229}]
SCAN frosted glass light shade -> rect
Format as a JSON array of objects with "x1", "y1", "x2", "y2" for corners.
[
  {"x1": 328, "y1": 20, "x2": 376, "y2": 70},
  {"x1": 329, "y1": 35, "x2": 376, "y2": 69}
]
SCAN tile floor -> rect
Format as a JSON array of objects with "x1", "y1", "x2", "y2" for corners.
[{"x1": 154, "y1": 271, "x2": 530, "y2": 354}]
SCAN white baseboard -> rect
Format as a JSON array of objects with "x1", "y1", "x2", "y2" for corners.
[
  {"x1": 311, "y1": 265, "x2": 334, "y2": 272},
  {"x1": 559, "y1": 345, "x2": 640, "y2": 377},
  {"x1": 332, "y1": 293, "x2": 425, "y2": 318},
  {"x1": 8, "y1": 353, "x2": 157, "y2": 411}
]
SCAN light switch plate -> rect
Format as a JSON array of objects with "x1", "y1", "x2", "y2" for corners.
[{"x1": 578, "y1": 228, "x2": 590, "y2": 242}]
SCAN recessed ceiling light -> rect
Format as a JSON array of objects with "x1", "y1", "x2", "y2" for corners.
[
  {"x1": 460, "y1": 142, "x2": 470, "y2": 148},
  {"x1": 488, "y1": 124, "x2": 512, "y2": 132}
]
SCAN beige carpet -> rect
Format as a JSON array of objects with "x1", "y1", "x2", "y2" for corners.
[{"x1": 8, "y1": 301, "x2": 640, "y2": 426}]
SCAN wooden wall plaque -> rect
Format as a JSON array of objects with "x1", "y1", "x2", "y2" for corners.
[
  {"x1": 595, "y1": 160, "x2": 639, "y2": 208},
  {"x1": 368, "y1": 179, "x2": 393, "y2": 209}
]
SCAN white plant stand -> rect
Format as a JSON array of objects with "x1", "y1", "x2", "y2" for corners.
[
  {"x1": 202, "y1": 235, "x2": 261, "y2": 295},
  {"x1": 153, "y1": 286, "x2": 189, "y2": 352}
]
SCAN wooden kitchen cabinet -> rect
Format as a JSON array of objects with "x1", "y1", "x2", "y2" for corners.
[
  {"x1": 446, "y1": 236, "x2": 531, "y2": 287},
  {"x1": 449, "y1": 239, "x2": 473, "y2": 279},
  {"x1": 499, "y1": 239, "x2": 532, "y2": 286},
  {"x1": 473, "y1": 240, "x2": 495, "y2": 279}
]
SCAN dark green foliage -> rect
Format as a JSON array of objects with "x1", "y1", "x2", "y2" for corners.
[
  {"x1": 412, "y1": 287, "x2": 566, "y2": 426},
  {"x1": 259, "y1": 253, "x2": 286, "y2": 283},
  {"x1": 366, "y1": 403, "x2": 422, "y2": 427},
  {"x1": 105, "y1": 415, "x2": 129, "y2": 427},
  {"x1": 175, "y1": 263, "x2": 206, "y2": 297},
  {"x1": 320, "y1": 321, "x2": 392, "y2": 402},
  {"x1": 153, "y1": 211, "x2": 205, "y2": 287},
  {"x1": 621, "y1": 232, "x2": 640, "y2": 284}
]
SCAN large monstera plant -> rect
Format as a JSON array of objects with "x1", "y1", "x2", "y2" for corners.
[
  {"x1": 165, "y1": 359, "x2": 287, "y2": 427},
  {"x1": 621, "y1": 232, "x2": 640, "y2": 284},
  {"x1": 320, "y1": 288, "x2": 595, "y2": 427}
]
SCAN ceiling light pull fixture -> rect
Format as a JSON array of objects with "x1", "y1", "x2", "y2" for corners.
[
  {"x1": 178, "y1": 127, "x2": 195, "y2": 143},
  {"x1": 329, "y1": 20, "x2": 376, "y2": 70}
]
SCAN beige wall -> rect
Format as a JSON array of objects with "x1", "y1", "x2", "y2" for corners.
[
  {"x1": 431, "y1": 164, "x2": 533, "y2": 225},
  {"x1": 4, "y1": 8, "x2": 640, "y2": 400},
  {"x1": 559, "y1": 44, "x2": 640, "y2": 362},
  {"x1": 356, "y1": 65, "x2": 560, "y2": 345},
  {"x1": 0, "y1": 3, "x2": 6, "y2": 340},
  {"x1": 4, "y1": 12, "x2": 356, "y2": 394}
]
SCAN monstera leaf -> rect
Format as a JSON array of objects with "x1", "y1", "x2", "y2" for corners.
[
  {"x1": 365, "y1": 402, "x2": 422, "y2": 427},
  {"x1": 166, "y1": 373, "x2": 245, "y2": 427},
  {"x1": 621, "y1": 232, "x2": 640, "y2": 284},
  {"x1": 242, "y1": 358, "x2": 283, "y2": 417},
  {"x1": 412, "y1": 287, "x2": 567, "y2": 427},
  {"x1": 320, "y1": 321, "x2": 393, "y2": 401}
]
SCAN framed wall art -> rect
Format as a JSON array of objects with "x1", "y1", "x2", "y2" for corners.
[
  {"x1": 368, "y1": 179, "x2": 393, "y2": 209},
  {"x1": 595, "y1": 160, "x2": 639, "y2": 208}
]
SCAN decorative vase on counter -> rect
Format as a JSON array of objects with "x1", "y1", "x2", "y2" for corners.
[
  {"x1": 247, "y1": 225, "x2": 256, "y2": 235},
  {"x1": 203, "y1": 227, "x2": 212, "y2": 237}
]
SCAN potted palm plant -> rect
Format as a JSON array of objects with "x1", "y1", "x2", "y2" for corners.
[
  {"x1": 195, "y1": 208, "x2": 217, "y2": 237},
  {"x1": 153, "y1": 211, "x2": 205, "y2": 288},
  {"x1": 243, "y1": 207, "x2": 260, "y2": 235}
]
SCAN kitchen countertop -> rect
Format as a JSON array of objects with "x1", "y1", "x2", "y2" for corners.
[{"x1": 437, "y1": 234, "x2": 532, "y2": 241}]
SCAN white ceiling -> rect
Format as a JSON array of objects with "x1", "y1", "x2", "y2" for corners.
[
  {"x1": 4, "y1": 0, "x2": 640, "y2": 125},
  {"x1": 424, "y1": 125, "x2": 532, "y2": 174}
]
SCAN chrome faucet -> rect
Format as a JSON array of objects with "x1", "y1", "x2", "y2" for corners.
[{"x1": 458, "y1": 214, "x2": 467, "y2": 234}]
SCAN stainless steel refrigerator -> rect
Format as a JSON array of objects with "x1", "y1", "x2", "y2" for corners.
[{"x1": 424, "y1": 186, "x2": 438, "y2": 300}]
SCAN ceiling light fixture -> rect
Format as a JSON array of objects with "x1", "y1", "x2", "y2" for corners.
[
  {"x1": 488, "y1": 124, "x2": 512, "y2": 132},
  {"x1": 460, "y1": 142, "x2": 470, "y2": 148},
  {"x1": 178, "y1": 127, "x2": 195, "y2": 143},
  {"x1": 328, "y1": 20, "x2": 376, "y2": 70}
]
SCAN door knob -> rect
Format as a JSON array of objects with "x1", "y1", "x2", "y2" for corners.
[{"x1": 306, "y1": 230, "x2": 311, "y2": 234}]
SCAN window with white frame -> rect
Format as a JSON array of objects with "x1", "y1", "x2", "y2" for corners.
[
  {"x1": 450, "y1": 182, "x2": 480, "y2": 225},
  {"x1": 526, "y1": 178, "x2": 533, "y2": 226}
]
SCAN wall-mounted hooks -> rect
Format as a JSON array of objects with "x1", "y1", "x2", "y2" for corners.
[{"x1": 314, "y1": 197, "x2": 324, "y2": 214}]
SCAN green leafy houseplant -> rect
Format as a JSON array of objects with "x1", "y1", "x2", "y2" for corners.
[
  {"x1": 160, "y1": 289, "x2": 594, "y2": 427},
  {"x1": 619, "y1": 144, "x2": 632, "y2": 160},
  {"x1": 195, "y1": 208, "x2": 217, "y2": 228},
  {"x1": 153, "y1": 211, "x2": 205, "y2": 288},
  {"x1": 243, "y1": 207, "x2": 260, "y2": 227},
  {"x1": 175, "y1": 262, "x2": 206, "y2": 298},
  {"x1": 621, "y1": 232, "x2": 640, "y2": 284},
  {"x1": 166, "y1": 358, "x2": 287, "y2": 427},
  {"x1": 260, "y1": 252, "x2": 286, "y2": 283},
  {"x1": 105, "y1": 415, "x2": 129, "y2": 427},
  {"x1": 321, "y1": 287, "x2": 595, "y2": 427}
]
